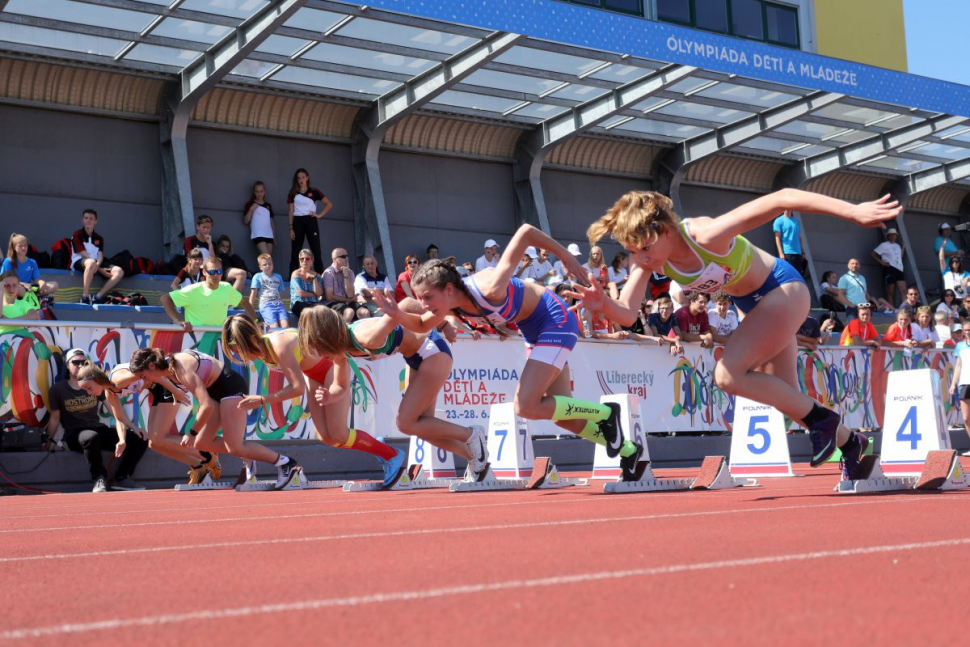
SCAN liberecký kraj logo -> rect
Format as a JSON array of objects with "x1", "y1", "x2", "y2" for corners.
[{"x1": 596, "y1": 369, "x2": 655, "y2": 398}]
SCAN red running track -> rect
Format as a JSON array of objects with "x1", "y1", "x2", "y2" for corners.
[{"x1": 1, "y1": 462, "x2": 969, "y2": 645}]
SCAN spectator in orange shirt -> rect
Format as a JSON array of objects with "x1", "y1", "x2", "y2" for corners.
[
  {"x1": 882, "y1": 309, "x2": 917, "y2": 349},
  {"x1": 839, "y1": 303, "x2": 880, "y2": 347}
]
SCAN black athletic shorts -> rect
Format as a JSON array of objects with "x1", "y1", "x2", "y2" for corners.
[
  {"x1": 959, "y1": 384, "x2": 970, "y2": 401},
  {"x1": 882, "y1": 265, "x2": 905, "y2": 284},
  {"x1": 148, "y1": 382, "x2": 175, "y2": 407},
  {"x1": 205, "y1": 365, "x2": 248, "y2": 401}
]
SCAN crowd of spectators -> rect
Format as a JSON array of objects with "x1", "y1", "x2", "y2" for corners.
[{"x1": 4, "y1": 189, "x2": 970, "y2": 357}]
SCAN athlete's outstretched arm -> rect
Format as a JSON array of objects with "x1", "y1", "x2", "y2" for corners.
[
  {"x1": 372, "y1": 289, "x2": 441, "y2": 334},
  {"x1": 352, "y1": 314, "x2": 403, "y2": 348},
  {"x1": 565, "y1": 264, "x2": 651, "y2": 327},
  {"x1": 483, "y1": 225, "x2": 589, "y2": 296},
  {"x1": 697, "y1": 189, "x2": 900, "y2": 247}
]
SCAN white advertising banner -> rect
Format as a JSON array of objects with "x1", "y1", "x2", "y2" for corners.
[{"x1": 0, "y1": 323, "x2": 962, "y2": 440}]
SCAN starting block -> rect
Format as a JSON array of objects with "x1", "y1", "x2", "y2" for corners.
[
  {"x1": 838, "y1": 450, "x2": 968, "y2": 494},
  {"x1": 235, "y1": 468, "x2": 346, "y2": 492},
  {"x1": 449, "y1": 404, "x2": 585, "y2": 492},
  {"x1": 345, "y1": 432, "x2": 464, "y2": 491},
  {"x1": 449, "y1": 456, "x2": 585, "y2": 492},
  {"x1": 174, "y1": 473, "x2": 234, "y2": 491},
  {"x1": 343, "y1": 463, "x2": 456, "y2": 492},
  {"x1": 604, "y1": 455, "x2": 757, "y2": 494}
]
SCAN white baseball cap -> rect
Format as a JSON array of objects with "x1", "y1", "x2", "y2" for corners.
[
  {"x1": 886, "y1": 228, "x2": 898, "y2": 235},
  {"x1": 65, "y1": 348, "x2": 88, "y2": 362},
  {"x1": 566, "y1": 243, "x2": 582, "y2": 256},
  {"x1": 940, "y1": 223, "x2": 952, "y2": 230},
  {"x1": 484, "y1": 239, "x2": 499, "y2": 249},
  {"x1": 524, "y1": 246, "x2": 538, "y2": 259}
]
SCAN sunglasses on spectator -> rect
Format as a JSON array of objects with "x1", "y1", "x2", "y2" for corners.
[
  {"x1": 407, "y1": 260, "x2": 419, "y2": 265},
  {"x1": 206, "y1": 268, "x2": 224, "y2": 276},
  {"x1": 70, "y1": 359, "x2": 86, "y2": 367},
  {"x1": 856, "y1": 303, "x2": 872, "y2": 309},
  {"x1": 300, "y1": 256, "x2": 312, "y2": 262},
  {"x1": 335, "y1": 254, "x2": 349, "y2": 259}
]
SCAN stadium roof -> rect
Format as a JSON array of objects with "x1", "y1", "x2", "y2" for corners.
[{"x1": 2, "y1": 0, "x2": 970, "y2": 223}]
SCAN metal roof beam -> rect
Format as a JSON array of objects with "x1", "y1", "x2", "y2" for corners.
[
  {"x1": 351, "y1": 31, "x2": 523, "y2": 281},
  {"x1": 774, "y1": 114, "x2": 969, "y2": 189},
  {"x1": 891, "y1": 157, "x2": 970, "y2": 201},
  {"x1": 306, "y1": 0, "x2": 492, "y2": 37},
  {"x1": 0, "y1": 11, "x2": 207, "y2": 51},
  {"x1": 159, "y1": 0, "x2": 307, "y2": 255},
  {"x1": 70, "y1": 0, "x2": 240, "y2": 27},
  {"x1": 275, "y1": 29, "x2": 452, "y2": 61},
  {"x1": 512, "y1": 64, "x2": 695, "y2": 233},
  {"x1": 655, "y1": 90, "x2": 843, "y2": 211}
]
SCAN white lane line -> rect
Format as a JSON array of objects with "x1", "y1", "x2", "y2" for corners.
[
  {"x1": 3, "y1": 535, "x2": 968, "y2": 640},
  {"x1": 0, "y1": 495, "x2": 963, "y2": 560}
]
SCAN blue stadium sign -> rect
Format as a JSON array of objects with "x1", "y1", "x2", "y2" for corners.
[{"x1": 365, "y1": 0, "x2": 970, "y2": 117}]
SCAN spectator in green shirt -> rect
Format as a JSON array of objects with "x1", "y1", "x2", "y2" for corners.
[
  {"x1": 0, "y1": 271, "x2": 39, "y2": 334},
  {"x1": 161, "y1": 257, "x2": 256, "y2": 331}
]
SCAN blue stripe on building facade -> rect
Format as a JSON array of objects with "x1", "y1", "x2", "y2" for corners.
[{"x1": 364, "y1": 0, "x2": 970, "y2": 117}]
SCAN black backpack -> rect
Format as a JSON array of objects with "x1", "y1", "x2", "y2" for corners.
[{"x1": 50, "y1": 238, "x2": 72, "y2": 270}]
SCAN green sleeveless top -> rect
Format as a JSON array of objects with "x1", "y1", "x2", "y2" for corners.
[
  {"x1": 661, "y1": 220, "x2": 754, "y2": 293},
  {"x1": 347, "y1": 320, "x2": 404, "y2": 360}
]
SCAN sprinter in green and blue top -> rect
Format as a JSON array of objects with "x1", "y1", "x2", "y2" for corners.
[
  {"x1": 374, "y1": 224, "x2": 647, "y2": 485},
  {"x1": 575, "y1": 188, "x2": 902, "y2": 482},
  {"x1": 296, "y1": 301, "x2": 491, "y2": 487}
]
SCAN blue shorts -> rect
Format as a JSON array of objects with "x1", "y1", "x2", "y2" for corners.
[
  {"x1": 404, "y1": 329, "x2": 452, "y2": 371},
  {"x1": 259, "y1": 301, "x2": 289, "y2": 326},
  {"x1": 731, "y1": 258, "x2": 806, "y2": 314},
  {"x1": 517, "y1": 289, "x2": 580, "y2": 369}
]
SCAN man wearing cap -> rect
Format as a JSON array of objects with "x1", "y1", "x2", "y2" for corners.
[
  {"x1": 515, "y1": 246, "x2": 540, "y2": 282},
  {"x1": 553, "y1": 243, "x2": 583, "y2": 284},
  {"x1": 46, "y1": 348, "x2": 148, "y2": 492},
  {"x1": 871, "y1": 227, "x2": 907, "y2": 307},
  {"x1": 944, "y1": 322, "x2": 964, "y2": 348},
  {"x1": 934, "y1": 223, "x2": 961, "y2": 255},
  {"x1": 773, "y1": 209, "x2": 805, "y2": 277},
  {"x1": 475, "y1": 239, "x2": 500, "y2": 273}
]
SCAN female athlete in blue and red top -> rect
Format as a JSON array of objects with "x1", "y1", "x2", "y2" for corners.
[{"x1": 374, "y1": 224, "x2": 645, "y2": 482}]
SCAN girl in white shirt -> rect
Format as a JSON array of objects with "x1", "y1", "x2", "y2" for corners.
[
  {"x1": 911, "y1": 306, "x2": 939, "y2": 349},
  {"x1": 244, "y1": 181, "x2": 275, "y2": 256}
]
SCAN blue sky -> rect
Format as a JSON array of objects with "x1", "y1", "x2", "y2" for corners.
[{"x1": 903, "y1": 0, "x2": 970, "y2": 86}]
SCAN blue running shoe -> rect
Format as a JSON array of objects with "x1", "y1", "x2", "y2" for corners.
[
  {"x1": 839, "y1": 432, "x2": 870, "y2": 481},
  {"x1": 377, "y1": 448, "x2": 407, "y2": 490},
  {"x1": 808, "y1": 407, "x2": 841, "y2": 468}
]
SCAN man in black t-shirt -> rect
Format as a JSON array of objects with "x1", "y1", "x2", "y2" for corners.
[{"x1": 46, "y1": 348, "x2": 147, "y2": 492}]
